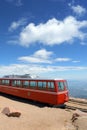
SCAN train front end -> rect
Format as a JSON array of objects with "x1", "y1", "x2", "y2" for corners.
[{"x1": 56, "y1": 80, "x2": 69, "y2": 105}]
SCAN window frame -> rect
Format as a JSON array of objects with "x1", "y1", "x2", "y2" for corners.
[
  {"x1": 1, "y1": 79, "x2": 10, "y2": 85},
  {"x1": 29, "y1": 81, "x2": 37, "y2": 88},
  {"x1": 23, "y1": 80, "x2": 29, "y2": 88},
  {"x1": 47, "y1": 81, "x2": 55, "y2": 91},
  {"x1": 58, "y1": 81, "x2": 65, "y2": 91},
  {"x1": 12, "y1": 80, "x2": 22, "y2": 87},
  {"x1": 38, "y1": 81, "x2": 47, "y2": 90}
]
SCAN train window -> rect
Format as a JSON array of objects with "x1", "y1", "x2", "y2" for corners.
[
  {"x1": 5, "y1": 80, "x2": 9, "y2": 85},
  {"x1": 64, "y1": 81, "x2": 68, "y2": 90},
  {"x1": 42, "y1": 82, "x2": 46, "y2": 88},
  {"x1": 12, "y1": 80, "x2": 16, "y2": 86},
  {"x1": 38, "y1": 81, "x2": 46, "y2": 89},
  {"x1": 0, "y1": 80, "x2": 1, "y2": 84},
  {"x1": 12, "y1": 80, "x2": 21, "y2": 87},
  {"x1": 58, "y1": 82, "x2": 65, "y2": 91},
  {"x1": 30, "y1": 81, "x2": 37, "y2": 88},
  {"x1": 1, "y1": 80, "x2": 9, "y2": 85},
  {"x1": 2, "y1": 80, "x2": 5, "y2": 84},
  {"x1": 16, "y1": 81, "x2": 21, "y2": 86},
  {"x1": 38, "y1": 82, "x2": 42, "y2": 88},
  {"x1": 23, "y1": 81, "x2": 29, "y2": 88},
  {"x1": 47, "y1": 82, "x2": 54, "y2": 90}
]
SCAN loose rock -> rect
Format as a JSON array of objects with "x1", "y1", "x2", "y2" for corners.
[{"x1": 1, "y1": 107, "x2": 21, "y2": 117}]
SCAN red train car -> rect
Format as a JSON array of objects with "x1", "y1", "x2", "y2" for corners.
[{"x1": 0, "y1": 78, "x2": 69, "y2": 105}]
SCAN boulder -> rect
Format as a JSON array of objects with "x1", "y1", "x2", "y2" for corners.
[{"x1": 2, "y1": 107, "x2": 21, "y2": 117}]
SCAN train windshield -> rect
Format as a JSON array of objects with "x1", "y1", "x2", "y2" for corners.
[{"x1": 58, "y1": 81, "x2": 68, "y2": 91}]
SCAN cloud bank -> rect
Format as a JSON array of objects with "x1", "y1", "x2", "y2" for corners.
[{"x1": 0, "y1": 64, "x2": 87, "y2": 77}]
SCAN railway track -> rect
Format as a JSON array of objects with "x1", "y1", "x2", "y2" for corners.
[{"x1": 65, "y1": 98, "x2": 87, "y2": 112}]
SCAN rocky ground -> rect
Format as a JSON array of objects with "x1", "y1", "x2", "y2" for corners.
[{"x1": 0, "y1": 94, "x2": 87, "y2": 130}]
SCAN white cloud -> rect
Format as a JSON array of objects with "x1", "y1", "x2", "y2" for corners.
[
  {"x1": 19, "y1": 16, "x2": 87, "y2": 47},
  {"x1": 9, "y1": 18, "x2": 27, "y2": 32},
  {"x1": 55, "y1": 58, "x2": 71, "y2": 62},
  {"x1": 18, "y1": 49, "x2": 77, "y2": 64},
  {"x1": 0, "y1": 64, "x2": 87, "y2": 77},
  {"x1": 34, "y1": 49, "x2": 53, "y2": 59},
  {"x1": 19, "y1": 56, "x2": 52, "y2": 64},
  {"x1": 72, "y1": 60, "x2": 80, "y2": 63},
  {"x1": 18, "y1": 49, "x2": 81, "y2": 64},
  {"x1": 18, "y1": 49, "x2": 53, "y2": 64},
  {"x1": 71, "y1": 5, "x2": 86, "y2": 16}
]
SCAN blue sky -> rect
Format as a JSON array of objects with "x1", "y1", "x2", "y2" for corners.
[{"x1": 0, "y1": 0, "x2": 87, "y2": 80}]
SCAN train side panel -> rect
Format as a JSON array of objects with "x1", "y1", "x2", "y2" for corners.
[{"x1": 0, "y1": 85, "x2": 58, "y2": 105}]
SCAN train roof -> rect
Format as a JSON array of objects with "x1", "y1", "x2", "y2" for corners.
[{"x1": 0, "y1": 77, "x2": 66, "y2": 81}]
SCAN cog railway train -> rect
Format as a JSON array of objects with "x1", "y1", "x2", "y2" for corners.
[{"x1": 0, "y1": 78, "x2": 69, "y2": 105}]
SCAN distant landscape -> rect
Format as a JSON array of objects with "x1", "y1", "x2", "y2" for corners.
[{"x1": 68, "y1": 80, "x2": 87, "y2": 99}]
